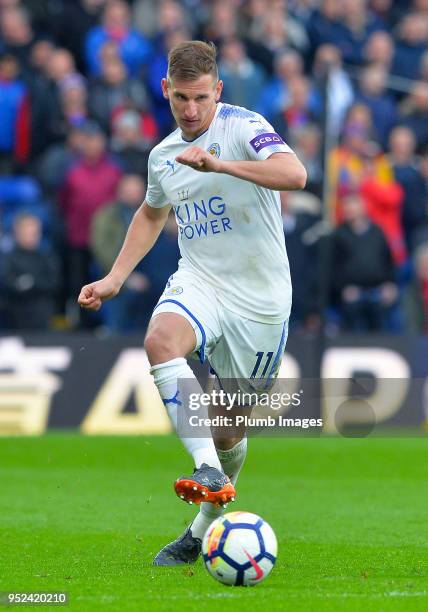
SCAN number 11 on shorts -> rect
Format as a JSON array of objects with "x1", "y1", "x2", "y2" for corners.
[{"x1": 250, "y1": 351, "x2": 274, "y2": 378}]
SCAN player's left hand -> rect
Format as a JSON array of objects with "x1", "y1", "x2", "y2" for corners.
[{"x1": 176, "y1": 146, "x2": 222, "y2": 173}]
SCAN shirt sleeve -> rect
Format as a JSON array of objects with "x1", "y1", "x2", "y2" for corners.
[
  {"x1": 145, "y1": 149, "x2": 169, "y2": 208},
  {"x1": 238, "y1": 113, "x2": 295, "y2": 161}
]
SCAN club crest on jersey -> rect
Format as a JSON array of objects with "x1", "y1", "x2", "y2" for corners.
[
  {"x1": 178, "y1": 189, "x2": 189, "y2": 201},
  {"x1": 207, "y1": 142, "x2": 221, "y2": 158},
  {"x1": 165, "y1": 286, "x2": 183, "y2": 296}
]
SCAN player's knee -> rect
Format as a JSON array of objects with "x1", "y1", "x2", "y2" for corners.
[{"x1": 144, "y1": 329, "x2": 180, "y2": 365}]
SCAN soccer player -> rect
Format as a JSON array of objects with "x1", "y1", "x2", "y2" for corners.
[{"x1": 78, "y1": 41, "x2": 306, "y2": 565}]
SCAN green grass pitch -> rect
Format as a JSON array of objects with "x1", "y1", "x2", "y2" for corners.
[{"x1": 0, "y1": 434, "x2": 427, "y2": 611}]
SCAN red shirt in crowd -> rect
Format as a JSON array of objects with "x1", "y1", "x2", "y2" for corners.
[
  {"x1": 360, "y1": 177, "x2": 407, "y2": 266},
  {"x1": 59, "y1": 155, "x2": 122, "y2": 247}
]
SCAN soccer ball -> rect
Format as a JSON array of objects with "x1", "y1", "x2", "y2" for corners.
[{"x1": 202, "y1": 511, "x2": 277, "y2": 586}]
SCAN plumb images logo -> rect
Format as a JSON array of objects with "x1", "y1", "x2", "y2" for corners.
[
  {"x1": 181, "y1": 387, "x2": 324, "y2": 433},
  {"x1": 176, "y1": 371, "x2": 419, "y2": 439}
]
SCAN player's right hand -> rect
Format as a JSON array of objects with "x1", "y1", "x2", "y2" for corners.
[{"x1": 77, "y1": 276, "x2": 121, "y2": 311}]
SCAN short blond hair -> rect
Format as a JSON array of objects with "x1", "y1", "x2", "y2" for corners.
[{"x1": 167, "y1": 40, "x2": 218, "y2": 81}]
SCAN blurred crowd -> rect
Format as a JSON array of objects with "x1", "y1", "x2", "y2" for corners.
[{"x1": 0, "y1": 0, "x2": 428, "y2": 334}]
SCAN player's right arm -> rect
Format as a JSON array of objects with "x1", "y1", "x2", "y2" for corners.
[{"x1": 78, "y1": 202, "x2": 171, "y2": 311}]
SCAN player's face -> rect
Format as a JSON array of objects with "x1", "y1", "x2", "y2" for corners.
[{"x1": 162, "y1": 74, "x2": 223, "y2": 140}]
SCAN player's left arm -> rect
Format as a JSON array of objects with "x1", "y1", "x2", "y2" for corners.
[
  {"x1": 177, "y1": 114, "x2": 308, "y2": 189},
  {"x1": 176, "y1": 148, "x2": 306, "y2": 190},
  {"x1": 219, "y1": 152, "x2": 307, "y2": 191}
]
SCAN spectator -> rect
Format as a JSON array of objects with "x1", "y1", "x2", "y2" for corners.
[
  {"x1": 90, "y1": 174, "x2": 149, "y2": 332},
  {"x1": 336, "y1": 0, "x2": 385, "y2": 65},
  {"x1": 329, "y1": 104, "x2": 406, "y2": 264},
  {"x1": 370, "y1": 0, "x2": 401, "y2": 28},
  {"x1": 154, "y1": 0, "x2": 189, "y2": 42},
  {"x1": 132, "y1": 0, "x2": 181, "y2": 39},
  {"x1": 359, "y1": 142, "x2": 406, "y2": 266},
  {"x1": 356, "y1": 63, "x2": 397, "y2": 146},
  {"x1": 272, "y1": 75, "x2": 320, "y2": 142},
  {"x1": 42, "y1": 49, "x2": 85, "y2": 145},
  {"x1": 96, "y1": 39, "x2": 122, "y2": 68},
  {"x1": 146, "y1": 26, "x2": 190, "y2": 136},
  {"x1": 91, "y1": 173, "x2": 179, "y2": 331},
  {"x1": 45, "y1": 48, "x2": 77, "y2": 85},
  {"x1": 312, "y1": 43, "x2": 354, "y2": 136},
  {"x1": 307, "y1": 0, "x2": 345, "y2": 55},
  {"x1": 110, "y1": 109, "x2": 156, "y2": 178},
  {"x1": 59, "y1": 121, "x2": 122, "y2": 325},
  {"x1": 292, "y1": 124, "x2": 323, "y2": 197},
  {"x1": 60, "y1": 0, "x2": 107, "y2": 73},
  {"x1": 288, "y1": 0, "x2": 316, "y2": 26},
  {"x1": 36, "y1": 126, "x2": 87, "y2": 195},
  {"x1": 29, "y1": 38, "x2": 55, "y2": 74},
  {"x1": 0, "y1": 6, "x2": 35, "y2": 67},
  {"x1": 414, "y1": 0, "x2": 428, "y2": 15},
  {"x1": 399, "y1": 81, "x2": 428, "y2": 150},
  {"x1": 0, "y1": 175, "x2": 51, "y2": 239},
  {"x1": 330, "y1": 193, "x2": 398, "y2": 331},
  {"x1": 329, "y1": 102, "x2": 380, "y2": 209},
  {"x1": 281, "y1": 190, "x2": 322, "y2": 329},
  {"x1": 392, "y1": 13, "x2": 428, "y2": 80},
  {"x1": 57, "y1": 74, "x2": 89, "y2": 136},
  {"x1": 26, "y1": 39, "x2": 58, "y2": 156},
  {"x1": 247, "y1": 5, "x2": 309, "y2": 58},
  {"x1": 256, "y1": 48, "x2": 305, "y2": 121},
  {"x1": 2, "y1": 213, "x2": 60, "y2": 329},
  {"x1": 403, "y1": 243, "x2": 428, "y2": 332},
  {"x1": 202, "y1": 1, "x2": 238, "y2": 46},
  {"x1": 240, "y1": 0, "x2": 271, "y2": 32},
  {"x1": 85, "y1": 0, "x2": 152, "y2": 77},
  {"x1": 0, "y1": 53, "x2": 30, "y2": 170},
  {"x1": 218, "y1": 37, "x2": 266, "y2": 109},
  {"x1": 363, "y1": 30, "x2": 395, "y2": 70},
  {"x1": 245, "y1": 9, "x2": 306, "y2": 75},
  {"x1": 138, "y1": 210, "x2": 180, "y2": 316},
  {"x1": 132, "y1": 0, "x2": 165, "y2": 38},
  {"x1": 239, "y1": 5, "x2": 280, "y2": 76},
  {"x1": 388, "y1": 126, "x2": 428, "y2": 250},
  {"x1": 88, "y1": 56, "x2": 151, "y2": 133}
]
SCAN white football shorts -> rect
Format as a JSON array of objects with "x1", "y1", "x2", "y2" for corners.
[{"x1": 151, "y1": 269, "x2": 289, "y2": 389}]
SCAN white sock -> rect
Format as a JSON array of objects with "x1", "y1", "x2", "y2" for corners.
[
  {"x1": 190, "y1": 437, "x2": 247, "y2": 539},
  {"x1": 216, "y1": 437, "x2": 248, "y2": 486},
  {"x1": 150, "y1": 357, "x2": 222, "y2": 470}
]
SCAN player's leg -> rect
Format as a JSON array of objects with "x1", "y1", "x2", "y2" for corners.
[
  {"x1": 146, "y1": 311, "x2": 223, "y2": 472},
  {"x1": 152, "y1": 281, "x2": 236, "y2": 566},
  {"x1": 189, "y1": 368, "x2": 247, "y2": 537},
  {"x1": 189, "y1": 436, "x2": 247, "y2": 540},
  {"x1": 154, "y1": 432, "x2": 246, "y2": 565},
  {"x1": 190, "y1": 312, "x2": 289, "y2": 540},
  {"x1": 147, "y1": 274, "x2": 236, "y2": 506}
]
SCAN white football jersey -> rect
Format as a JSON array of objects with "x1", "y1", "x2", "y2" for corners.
[{"x1": 146, "y1": 102, "x2": 293, "y2": 324}]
